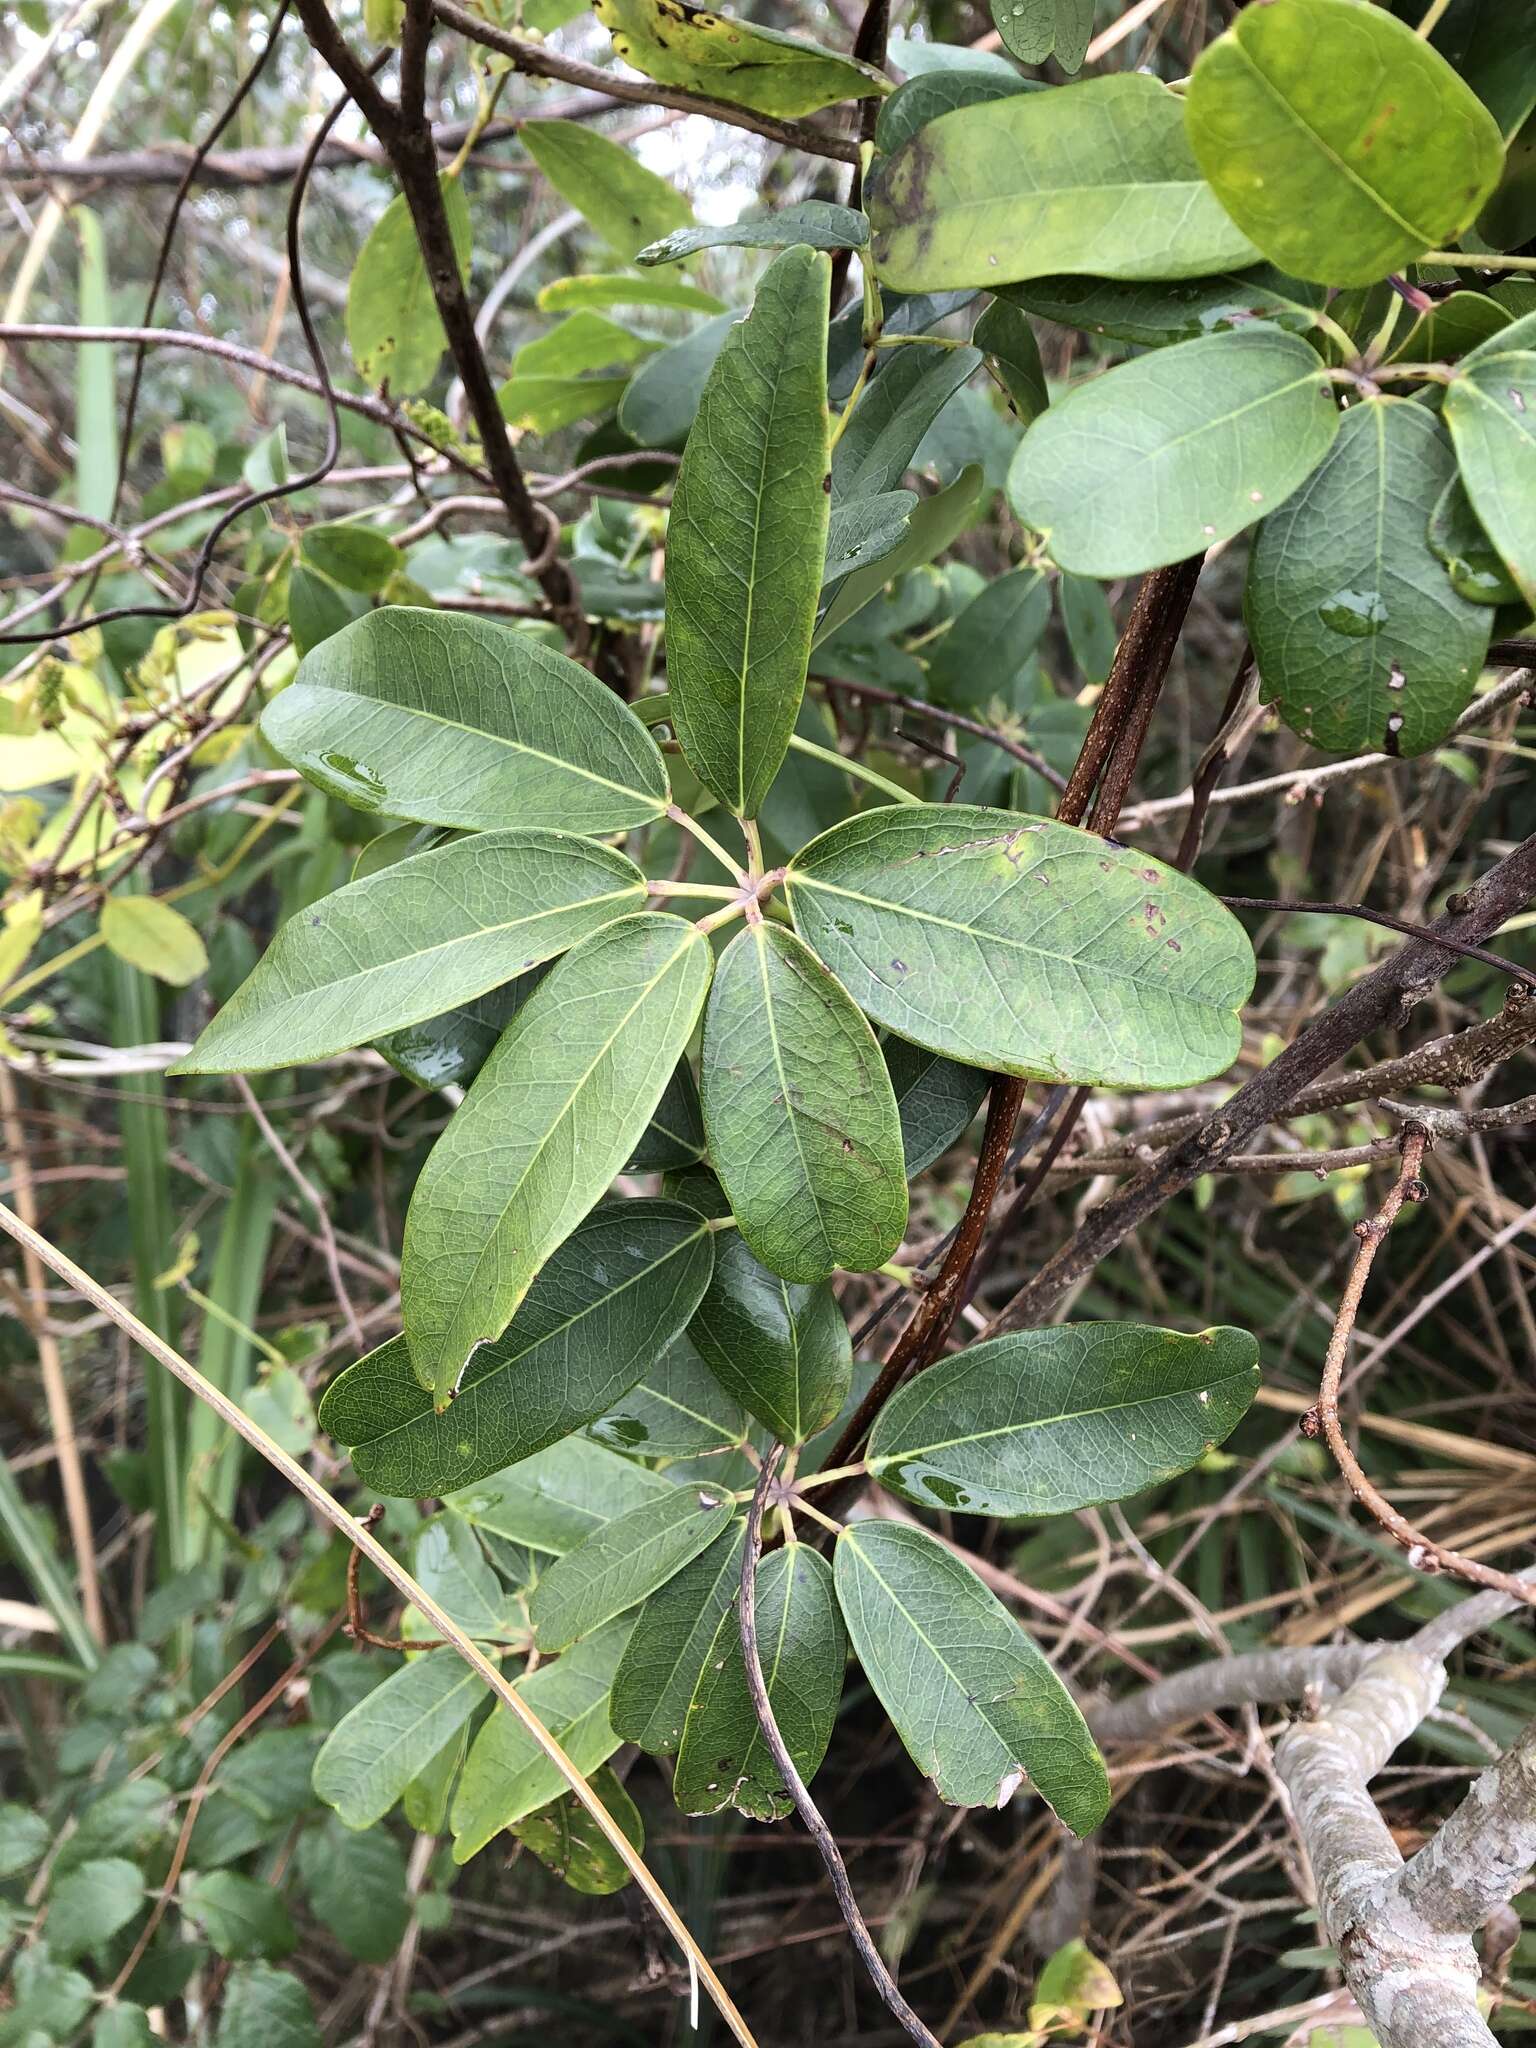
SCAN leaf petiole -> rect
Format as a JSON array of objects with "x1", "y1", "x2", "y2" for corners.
[
  {"x1": 667, "y1": 803, "x2": 746, "y2": 881},
  {"x1": 787, "y1": 733, "x2": 918, "y2": 806}
]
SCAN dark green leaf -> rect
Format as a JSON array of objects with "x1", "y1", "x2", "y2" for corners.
[
  {"x1": 816, "y1": 465, "x2": 985, "y2": 646},
  {"x1": 823, "y1": 492, "x2": 918, "y2": 584},
  {"x1": 520, "y1": 120, "x2": 691, "y2": 262},
  {"x1": 1008, "y1": 328, "x2": 1338, "y2": 576},
  {"x1": 262, "y1": 608, "x2": 669, "y2": 832},
  {"x1": 450, "y1": 1617, "x2": 633, "y2": 1860},
  {"x1": 831, "y1": 345, "x2": 982, "y2": 502},
  {"x1": 1444, "y1": 337, "x2": 1536, "y2": 608},
  {"x1": 589, "y1": 1333, "x2": 749, "y2": 1458},
  {"x1": 974, "y1": 299, "x2": 1048, "y2": 424},
  {"x1": 530, "y1": 1484, "x2": 733, "y2": 1651},
  {"x1": 401, "y1": 915, "x2": 713, "y2": 1400},
  {"x1": 624, "y1": 1060, "x2": 705, "y2": 1172},
  {"x1": 46, "y1": 1858, "x2": 144, "y2": 1960},
  {"x1": 1185, "y1": 0, "x2": 1504, "y2": 286},
  {"x1": 300, "y1": 524, "x2": 401, "y2": 594},
  {"x1": 786, "y1": 803, "x2": 1254, "y2": 1088},
  {"x1": 295, "y1": 1821, "x2": 409, "y2": 1964},
  {"x1": 213, "y1": 1965, "x2": 321, "y2": 2048},
  {"x1": 447, "y1": 1438, "x2": 672, "y2": 1555},
  {"x1": 1393, "y1": 0, "x2": 1536, "y2": 139},
  {"x1": 0, "y1": 1804, "x2": 49, "y2": 1878},
  {"x1": 510, "y1": 1765, "x2": 643, "y2": 1894},
  {"x1": 610, "y1": 1518, "x2": 748, "y2": 1753},
  {"x1": 1247, "y1": 397, "x2": 1493, "y2": 755},
  {"x1": 688, "y1": 1232, "x2": 852, "y2": 1444},
  {"x1": 701, "y1": 923, "x2": 907, "y2": 1283},
  {"x1": 175, "y1": 831, "x2": 643, "y2": 1075},
  {"x1": 999, "y1": 266, "x2": 1325, "y2": 350},
  {"x1": 991, "y1": 0, "x2": 1092, "y2": 72},
  {"x1": 868, "y1": 74, "x2": 1258, "y2": 293},
  {"x1": 875, "y1": 67, "x2": 1035, "y2": 158},
  {"x1": 312, "y1": 1651, "x2": 483, "y2": 1829},
  {"x1": 666, "y1": 247, "x2": 831, "y2": 816},
  {"x1": 323, "y1": 1201, "x2": 714, "y2": 1495},
  {"x1": 868, "y1": 1322, "x2": 1260, "y2": 1515},
  {"x1": 285, "y1": 563, "x2": 367, "y2": 658},
  {"x1": 639, "y1": 202, "x2": 868, "y2": 267},
  {"x1": 375, "y1": 974, "x2": 535, "y2": 1093},
  {"x1": 617, "y1": 308, "x2": 740, "y2": 445},
  {"x1": 1429, "y1": 471, "x2": 1521, "y2": 605},
  {"x1": 1391, "y1": 290, "x2": 1511, "y2": 364},
  {"x1": 835, "y1": 1522, "x2": 1108, "y2": 1827},
  {"x1": 1059, "y1": 573, "x2": 1117, "y2": 685},
  {"x1": 925, "y1": 568, "x2": 1049, "y2": 708},
  {"x1": 181, "y1": 1872, "x2": 294, "y2": 1962},
  {"x1": 673, "y1": 1544, "x2": 845, "y2": 1820},
  {"x1": 884, "y1": 1038, "x2": 987, "y2": 1175}
]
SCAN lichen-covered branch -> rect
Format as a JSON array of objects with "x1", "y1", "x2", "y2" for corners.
[{"x1": 1401, "y1": 1719, "x2": 1536, "y2": 1937}]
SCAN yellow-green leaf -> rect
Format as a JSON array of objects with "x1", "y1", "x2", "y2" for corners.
[{"x1": 100, "y1": 897, "x2": 208, "y2": 988}]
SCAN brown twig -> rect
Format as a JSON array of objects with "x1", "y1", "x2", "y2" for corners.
[
  {"x1": 739, "y1": 1448, "x2": 942, "y2": 2048},
  {"x1": 1308, "y1": 1130, "x2": 1536, "y2": 1605},
  {"x1": 1223, "y1": 895, "x2": 1536, "y2": 994}
]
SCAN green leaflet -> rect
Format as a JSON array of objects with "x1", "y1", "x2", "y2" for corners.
[
  {"x1": 173, "y1": 831, "x2": 642, "y2": 1076},
  {"x1": 625, "y1": 1060, "x2": 705, "y2": 1172},
  {"x1": 401, "y1": 914, "x2": 713, "y2": 1401},
  {"x1": 701, "y1": 923, "x2": 907, "y2": 1285},
  {"x1": 375, "y1": 974, "x2": 535, "y2": 1093},
  {"x1": 1444, "y1": 344, "x2": 1536, "y2": 609},
  {"x1": 48, "y1": 1859, "x2": 146, "y2": 1961},
  {"x1": 214, "y1": 1965, "x2": 321, "y2": 2048},
  {"x1": 867, "y1": 1322, "x2": 1261, "y2": 1516},
  {"x1": 1184, "y1": 0, "x2": 1504, "y2": 287},
  {"x1": 834, "y1": 1522, "x2": 1108, "y2": 1830},
  {"x1": 884, "y1": 1039, "x2": 987, "y2": 1176},
  {"x1": 295, "y1": 1823, "x2": 409, "y2": 1964},
  {"x1": 1059, "y1": 574, "x2": 1117, "y2": 685},
  {"x1": 510, "y1": 1765, "x2": 643, "y2": 1894},
  {"x1": 1428, "y1": 473, "x2": 1522, "y2": 607},
  {"x1": 182, "y1": 1871, "x2": 295, "y2": 1962},
  {"x1": 832, "y1": 346, "x2": 982, "y2": 504},
  {"x1": 875, "y1": 67, "x2": 1035, "y2": 158},
  {"x1": 312, "y1": 1651, "x2": 483, "y2": 1829},
  {"x1": 816, "y1": 464, "x2": 985, "y2": 646},
  {"x1": 618, "y1": 308, "x2": 740, "y2": 446},
  {"x1": 262, "y1": 608, "x2": 669, "y2": 834},
  {"x1": 448, "y1": 1438, "x2": 672, "y2": 1555},
  {"x1": 974, "y1": 298, "x2": 1048, "y2": 424},
  {"x1": 925, "y1": 568, "x2": 1050, "y2": 709},
  {"x1": 529, "y1": 1485, "x2": 733, "y2": 1653},
  {"x1": 785, "y1": 804, "x2": 1255, "y2": 1090},
  {"x1": 1390, "y1": 290, "x2": 1511, "y2": 365},
  {"x1": 411, "y1": 1515, "x2": 507, "y2": 1638},
  {"x1": 640, "y1": 202, "x2": 869, "y2": 267},
  {"x1": 999, "y1": 266, "x2": 1325, "y2": 350},
  {"x1": 1246, "y1": 398, "x2": 1493, "y2": 756},
  {"x1": 867, "y1": 74, "x2": 1259, "y2": 294},
  {"x1": 673, "y1": 1544, "x2": 846, "y2": 1821},
  {"x1": 823, "y1": 492, "x2": 918, "y2": 584},
  {"x1": 450, "y1": 1616, "x2": 634, "y2": 1861},
  {"x1": 1007, "y1": 327, "x2": 1339, "y2": 577},
  {"x1": 597, "y1": 0, "x2": 888, "y2": 117},
  {"x1": 538, "y1": 272, "x2": 726, "y2": 314},
  {"x1": 610, "y1": 1518, "x2": 748, "y2": 1754},
  {"x1": 321, "y1": 1201, "x2": 714, "y2": 1497},
  {"x1": 519, "y1": 120, "x2": 692, "y2": 262},
  {"x1": 346, "y1": 176, "x2": 471, "y2": 394},
  {"x1": 991, "y1": 0, "x2": 1092, "y2": 72},
  {"x1": 588, "y1": 1333, "x2": 749, "y2": 1459},
  {"x1": 666, "y1": 247, "x2": 831, "y2": 816},
  {"x1": 688, "y1": 1232, "x2": 852, "y2": 1445}
]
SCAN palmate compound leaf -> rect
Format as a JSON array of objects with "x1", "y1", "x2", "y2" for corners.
[
  {"x1": 172, "y1": 831, "x2": 644, "y2": 1076},
  {"x1": 610, "y1": 1517, "x2": 747, "y2": 1754},
  {"x1": 866, "y1": 73, "x2": 1259, "y2": 296},
  {"x1": 261, "y1": 608, "x2": 669, "y2": 834},
  {"x1": 1185, "y1": 0, "x2": 1505, "y2": 288},
  {"x1": 450, "y1": 1616, "x2": 634, "y2": 1861},
  {"x1": 687, "y1": 1230, "x2": 852, "y2": 1445},
  {"x1": 528, "y1": 1483, "x2": 735, "y2": 1652},
  {"x1": 866, "y1": 1323, "x2": 1261, "y2": 1517},
  {"x1": 597, "y1": 0, "x2": 889, "y2": 119},
  {"x1": 665, "y1": 245, "x2": 831, "y2": 817},
  {"x1": 401, "y1": 914, "x2": 713, "y2": 1402},
  {"x1": 1007, "y1": 326, "x2": 1340, "y2": 578},
  {"x1": 1246, "y1": 397, "x2": 1493, "y2": 757},
  {"x1": 701, "y1": 922, "x2": 907, "y2": 1285},
  {"x1": 313, "y1": 1650, "x2": 483, "y2": 1829},
  {"x1": 319, "y1": 1200, "x2": 715, "y2": 1498},
  {"x1": 673, "y1": 1543, "x2": 846, "y2": 1821},
  {"x1": 834, "y1": 1521, "x2": 1109, "y2": 1829},
  {"x1": 784, "y1": 804, "x2": 1255, "y2": 1090}
]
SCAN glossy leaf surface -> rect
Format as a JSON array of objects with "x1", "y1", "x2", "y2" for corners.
[
  {"x1": 447, "y1": 1438, "x2": 672, "y2": 1555},
  {"x1": 688, "y1": 1232, "x2": 852, "y2": 1444},
  {"x1": 610, "y1": 1519, "x2": 748, "y2": 1754}
]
